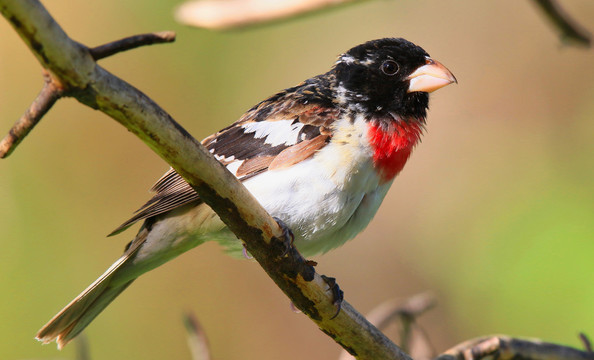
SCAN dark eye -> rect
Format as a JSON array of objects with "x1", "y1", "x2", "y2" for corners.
[{"x1": 380, "y1": 60, "x2": 399, "y2": 76}]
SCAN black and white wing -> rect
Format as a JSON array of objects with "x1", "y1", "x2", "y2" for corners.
[{"x1": 109, "y1": 81, "x2": 338, "y2": 236}]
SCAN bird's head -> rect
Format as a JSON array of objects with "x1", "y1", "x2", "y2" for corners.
[{"x1": 333, "y1": 38, "x2": 457, "y2": 118}]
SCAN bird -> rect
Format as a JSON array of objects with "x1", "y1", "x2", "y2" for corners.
[{"x1": 36, "y1": 37, "x2": 456, "y2": 349}]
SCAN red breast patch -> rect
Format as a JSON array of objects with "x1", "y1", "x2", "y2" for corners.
[{"x1": 367, "y1": 120, "x2": 423, "y2": 182}]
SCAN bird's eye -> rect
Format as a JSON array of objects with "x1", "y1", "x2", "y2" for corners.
[{"x1": 380, "y1": 60, "x2": 399, "y2": 76}]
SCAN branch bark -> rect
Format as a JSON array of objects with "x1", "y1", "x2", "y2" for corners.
[
  {"x1": 438, "y1": 335, "x2": 594, "y2": 360},
  {"x1": 89, "y1": 31, "x2": 176, "y2": 60},
  {"x1": 0, "y1": 0, "x2": 408, "y2": 358},
  {"x1": 340, "y1": 295, "x2": 594, "y2": 360}
]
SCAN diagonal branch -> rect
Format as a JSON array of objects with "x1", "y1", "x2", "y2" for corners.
[
  {"x1": 0, "y1": 0, "x2": 408, "y2": 358},
  {"x1": 579, "y1": 333, "x2": 593, "y2": 353},
  {"x1": 531, "y1": 0, "x2": 591, "y2": 47}
]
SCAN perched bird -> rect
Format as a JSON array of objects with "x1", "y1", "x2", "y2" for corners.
[{"x1": 36, "y1": 38, "x2": 456, "y2": 348}]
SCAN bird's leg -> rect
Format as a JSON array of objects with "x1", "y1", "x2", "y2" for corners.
[{"x1": 272, "y1": 217, "x2": 295, "y2": 257}]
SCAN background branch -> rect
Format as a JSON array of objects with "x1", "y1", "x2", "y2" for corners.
[
  {"x1": 579, "y1": 333, "x2": 593, "y2": 353},
  {"x1": 438, "y1": 335, "x2": 594, "y2": 360},
  {"x1": 0, "y1": 0, "x2": 408, "y2": 358},
  {"x1": 340, "y1": 293, "x2": 436, "y2": 360},
  {"x1": 183, "y1": 312, "x2": 212, "y2": 360},
  {"x1": 175, "y1": 0, "x2": 364, "y2": 30},
  {"x1": 174, "y1": 0, "x2": 591, "y2": 48},
  {"x1": 531, "y1": 0, "x2": 591, "y2": 46}
]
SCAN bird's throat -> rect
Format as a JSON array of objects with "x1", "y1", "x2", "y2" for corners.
[{"x1": 368, "y1": 119, "x2": 423, "y2": 182}]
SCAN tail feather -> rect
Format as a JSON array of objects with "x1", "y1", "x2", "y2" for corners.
[
  {"x1": 36, "y1": 230, "x2": 147, "y2": 349},
  {"x1": 36, "y1": 277, "x2": 134, "y2": 349}
]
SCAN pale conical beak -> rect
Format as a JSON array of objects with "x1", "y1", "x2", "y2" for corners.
[{"x1": 407, "y1": 57, "x2": 457, "y2": 93}]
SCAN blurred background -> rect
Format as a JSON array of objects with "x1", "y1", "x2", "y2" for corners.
[{"x1": 1, "y1": 1, "x2": 593, "y2": 359}]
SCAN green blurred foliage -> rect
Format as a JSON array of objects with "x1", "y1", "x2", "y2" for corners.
[{"x1": 1, "y1": 1, "x2": 593, "y2": 359}]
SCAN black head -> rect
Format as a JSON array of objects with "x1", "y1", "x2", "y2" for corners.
[{"x1": 332, "y1": 38, "x2": 452, "y2": 119}]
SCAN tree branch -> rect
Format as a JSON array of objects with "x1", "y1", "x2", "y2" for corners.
[
  {"x1": 0, "y1": 71, "x2": 62, "y2": 158},
  {"x1": 579, "y1": 333, "x2": 593, "y2": 353},
  {"x1": 531, "y1": 0, "x2": 591, "y2": 47},
  {"x1": 0, "y1": 30, "x2": 177, "y2": 158},
  {"x1": 89, "y1": 31, "x2": 176, "y2": 60},
  {"x1": 341, "y1": 295, "x2": 594, "y2": 360},
  {"x1": 184, "y1": 312, "x2": 212, "y2": 360},
  {"x1": 339, "y1": 293, "x2": 437, "y2": 360},
  {"x1": 175, "y1": 0, "x2": 365, "y2": 30},
  {"x1": 438, "y1": 335, "x2": 594, "y2": 360},
  {"x1": 175, "y1": 0, "x2": 591, "y2": 49},
  {"x1": 0, "y1": 0, "x2": 408, "y2": 358}
]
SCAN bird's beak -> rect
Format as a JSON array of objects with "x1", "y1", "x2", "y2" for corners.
[{"x1": 407, "y1": 57, "x2": 457, "y2": 93}]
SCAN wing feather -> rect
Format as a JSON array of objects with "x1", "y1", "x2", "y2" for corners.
[
  {"x1": 269, "y1": 135, "x2": 330, "y2": 170},
  {"x1": 109, "y1": 84, "x2": 339, "y2": 236}
]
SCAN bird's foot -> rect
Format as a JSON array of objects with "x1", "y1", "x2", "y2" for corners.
[
  {"x1": 321, "y1": 275, "x2": 344, "y2": 319},
  {"x1": 273, "y1": 217, "x2": 295, "y2": 257},
  {"x1": 242, "y1": 245, "x2": 254, "y2": 260}
]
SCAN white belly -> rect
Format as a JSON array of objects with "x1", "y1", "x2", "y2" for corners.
[
  {"x1": 130, "y1": 115, "x2": 393, "y2": 272},
  {"x1": 242, "y1": 115, "x2": 392, "y2": 256}
]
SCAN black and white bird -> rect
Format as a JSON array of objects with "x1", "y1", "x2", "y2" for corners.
[{"x1": 36, "y1": 38, "x2": 456, "y2": 348}]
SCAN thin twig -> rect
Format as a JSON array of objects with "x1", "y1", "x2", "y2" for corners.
[
  {"x1": 0, "y1": 72, "x2": 62, "y2": 158},
  {"x1": 0, "y1": 30, "x2": 176, "y2": 158},
  {"x1": 409, "y1": 322, "x2": 436, "y2": 360},
  {"x1": 89, "y1": 31, "x2": 176, "y2": 60},
  {"x1": 579, "y1": 333, "x2": 593, "y2": 353},
  {"x1": 531, "y1": 0, "x2": 591, "y2": 47},
  {"x1": 371, "y1": 293, "x2": 436, "y2": 332},
  {"x1": 339, "y1": 293, "x2": 436, "y2": 360},
  {"x1": 75, "y1": 334, "x2": 91, "y2": 360},
  {"x1": 183, "y1": 312, "x2": 211, "y2": 360}
]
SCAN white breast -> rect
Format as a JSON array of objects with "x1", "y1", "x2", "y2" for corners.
[
  {"x1": 242, "y1": 115, "x2": 392, "y2": 256},
  {"x1": 133, "y1": 115, "x2": 396, "y2": 263}
]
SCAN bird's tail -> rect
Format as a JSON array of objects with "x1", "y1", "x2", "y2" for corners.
[{"x1": 36, "y1": 230, "x2": 147, "y2": 349}]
